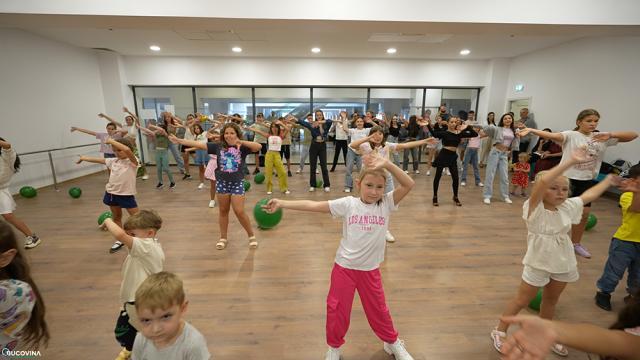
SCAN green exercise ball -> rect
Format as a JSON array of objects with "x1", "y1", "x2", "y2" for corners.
[
  {"x1": 98, "y1": 211, "x2": 113, "y2": 225},
  {"x1": 529, "y1": 289, "x2": 543, "y2": 311},
  {"x1": 243, "y1": 180, "x2": 251, "y2": 192},
  {"x1": 253, "y1": 198, "x2": 282, "y2": 230},
  {"x1": 316, "y1": 179, "x2": 323, "y2": 188},
  {"x1": 254, "y1": 173, "x2": 265, "y2": 184},
  {"x1": 585, "y1": 213, "x2": 597, "y2": 231},
  {"x1": 68, "y1": 187, "x2": 82, "y2": 198},
  {"x1": 19, "y1": 186, "x2": 37, "y2": 198}
]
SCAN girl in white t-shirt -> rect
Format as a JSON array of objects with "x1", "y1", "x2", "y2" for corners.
[
  {"x1": 490, "y1": 149, "x2": 619, "y2": 357},
  {"x1": 76, "y1": 138, "x2": 140, "y2": 254},
  {"x1": 344, "y1": 118, "x2": 371, "y2": 193},
  {"x1": 246, "y1": 119, "x2": 291, "y2": 195},
  {"x1": 0, "y1": 221, "x2": 50, "y2": 352},
  {"x1": 262, "y1": 153, "x2": 416, "y2": 360},
  {"x1": 517, "y1": 109, "x2": 638, "y2": 258}
]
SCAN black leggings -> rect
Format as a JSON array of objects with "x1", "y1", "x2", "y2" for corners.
[
  {"x1": 331, "y1": 140, "x2": 348, "y2": 170},
  {"x1": 433, "y1": 166, "x2": 460, "y2": 199},
  {"x1": 309, "y1": 142, "x2": 330, "y2": 187}
]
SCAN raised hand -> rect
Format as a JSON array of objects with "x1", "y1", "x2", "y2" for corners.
[
  {"x1": 75, "y1": 156, "x2": 84, "y2": 164},
  {"x1": 362, "y1": 152, "x2": 387, "y2": 170},
  {"x1": 618, "y1": 178, "x2": 640, "y2": 192},
  {"x1": 262, "y1": 199, "x2": 281, "y2": 213},
  {"x1": 98, "y1": 113, "x2": 106, "y2": 118},
  {"x1": 592, "y1": 132, "x2": 612, "y2": 142},
  {"x1": 168, "y1": 134, "x2": 180, "y2": 144},
  {"x1": 424, "y1": 137, "x2": 439, "y2": 145},
  {"x1": 70, "y1": 127, "x2": 77, "y2": 132},
  {"x1": 123, "y1": 106, "x2": 130, "y2": 113},
  {"x1": 517, "y1": 127, "x2": 531, "y2": 137}
]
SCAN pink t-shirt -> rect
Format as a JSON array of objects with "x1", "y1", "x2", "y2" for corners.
[
  {"x1": 95, "y1": 133, "x2": 113, "y2": 154},
  {"x1": 105, "y1": 158, "x2": 138, "y2": 195},
  {"x1": 502, "y1": 128, "x2": 515, "y2": 147},
  {"x1": 468, "y1": 135, "x2": 481, "y2": 148}
]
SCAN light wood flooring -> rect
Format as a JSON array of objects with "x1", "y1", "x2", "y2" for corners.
[{"x1": 14, "y1": 162, "x2": 625, "y2": 359}]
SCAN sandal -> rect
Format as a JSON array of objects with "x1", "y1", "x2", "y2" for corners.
[
  {"x1": 453, "y1": 197, "x2": 462, "y2": 207},
  {"x1": 216, "y1": 238, "x2": 227, "y2": 250},
  {"x1": 490, "y1": 328, "x2": 506, "y2": 354},
  {"x1": 248, "y1": 236, "x2": 258, "y2": 249},
  {"x1": 551, "y1": 343, "x2": 569, "y2": 357}
]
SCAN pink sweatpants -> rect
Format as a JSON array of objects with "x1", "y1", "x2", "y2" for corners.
[{"x1": 326, "y1": 263, "x2": 399, "y2": 348}]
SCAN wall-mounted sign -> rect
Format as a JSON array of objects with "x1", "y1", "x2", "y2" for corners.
[{"x1": 515, "y1": 84, "x2": 525, "y2": 92}]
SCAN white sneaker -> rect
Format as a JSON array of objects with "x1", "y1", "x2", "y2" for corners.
[
  {"x1": 383, "y1": 339, "x2": 414, "y2": 360},
  {"x1": 477, "y1": 182, "x2": 484, "y2": 187},
  {"x1": 197, "y1": 183, "x2": 205, "y2": 190},
  {"x1": 316, "y1": 169, "x2": 320, "y2": 174},
  {"x1": 504, "y1": 197, "x2": 513, "y2": 204},
  {"x1": 208, "y1": 200, "x2": 216, "y2": 208},
  {"x1": 284, "y1": 190, "x2": 291, "y2": 194},
  {"x1": 404, "y1": 170, "x2": 409, "y2": 174},
  {"x1": 445, "y1": 169, "x2": 451, "y2": 176},
  {"x1": 385, "y1": 230, "x2": 395, "y2": 243},
  {"x1": 483, "y1": 198, "x2": 491, "y2": 205},
  {"x1": 415, "y1": 170, "x2": 420, "y2": 174},
  {"x1": 460, "y1": 181, "x2": 466, "y2": 186},
  {"x1": 267, "y1": 191, "x2": 272, "y2": 195},
  {"x1": 24, "y1": 235, "x2": 41, "y2": 249},
  {"x1": 309, "y1": 187, "x2": 315, "y2": 192},
  {"x1": 324, "y1": 187, "x2": 330, "y2": 193},
  {"x1": 296, "y1": 168, "x2": 301, "y2": 174},
  {"x1": 344, "y1": 188, "x2": 351, "y2": 193},
  {"x1": 426, "y1": 170, "x2": 431, "y2": 176},
  {"x1": 325, "y1": 347, "x2": 340, "y2": 360},
  {"x1": 141, "y1": 174, "x2": 149, "y2": 180}
]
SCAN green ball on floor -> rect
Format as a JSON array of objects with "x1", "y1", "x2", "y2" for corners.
[
  {"x1": 98, "y1": 211, "x2": 113, "y2": 225},
  {"x1": 243, "y1": 180, "x2": 251, "y2": 192},
  {"x1": 253, "y1": 198, "x2": 282, "y2": 230},
  {"x1": 254, "y1": 173, "x2": 265, "y2": 184},
  {"x1": 316, "y1": 179, "x2": 323, "y2": 188},
  {"x1": 19, "y1": 186, "x2": 37, "y2": 198},
  {"x1": 68, "y1": 187, "x2": 82, "y2": 198},
  {"x1": 585, "y1": 213, "x2": 597, "y2": 231},
  {"x1": 529, "y1": 289, "x2": 543, "y2": 311}
]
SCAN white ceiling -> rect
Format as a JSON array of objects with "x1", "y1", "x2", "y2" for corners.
[{"x1": 2, "y1": 14, "x2": 640, "y2": 59}]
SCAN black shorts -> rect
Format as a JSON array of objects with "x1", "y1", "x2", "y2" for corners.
[
  {"x1": 260, "y1": 143, "x2": 268, "y2": 155},
  {"x1": 280, "y1": 145, "x2": 291, "y2": 160},
  {"x1": 114, "y1": 305, "x2": 137, "y2": 351},
  {"x1": 570, "y1": 178, "x2": 595, "y2": 207}
]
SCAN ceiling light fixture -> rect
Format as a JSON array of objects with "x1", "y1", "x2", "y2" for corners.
[
  {"x1": 386, "y1": 48, "x2": 397, "y2": 54},
  {"x1": 311, "y1": 47, "x2": 321, "y2": 53},
  {"x1": 460, "y1": 49, "x2": 471, "y2": 55},
  {"x1": 149, "y1": 45, "x2": 161, "y2": 52},
  {"x1": 232, "y1": 47, "x2": 242, "y2": 53}
]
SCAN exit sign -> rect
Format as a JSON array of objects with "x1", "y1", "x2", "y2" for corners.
[{"x1": 515, "y1": 84, "x2": 525, "y2": 92}]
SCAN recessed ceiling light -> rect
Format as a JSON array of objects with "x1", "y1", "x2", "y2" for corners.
[
  {"x1": 311, "y1": 47, "x2": 321, "y2": 53},
  {"x1": 149, "y1": 45, "x2": 161, "y2": 52},
  {"x1": 386, "y1": 48, "x2": 397, "y2": 54},
  {"x1": 460, "y1": 49, "x2": 471, "y2": 55},
  {"x1": 232, "y1": 47, "x2": 242, "y2": 53}
]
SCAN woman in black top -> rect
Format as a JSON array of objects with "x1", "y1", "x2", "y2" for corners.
[{"x1": 430, "y1": 116, "x2": 478, "y2": 206}]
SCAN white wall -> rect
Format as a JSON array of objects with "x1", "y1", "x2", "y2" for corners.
[
  {"x1": 0, "y1": 29, "x2": 107, "y2": 193},
  {"x1": 505, "y1": 36, "x2": 640, "y2": 163},
  {"x1": 123, "y1": 56, "x2": 489, "y2": 87}
]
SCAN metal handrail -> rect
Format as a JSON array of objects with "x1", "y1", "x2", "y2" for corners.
[{"x1": 17, "y1": 142, "x2": 102, "y2": 191}]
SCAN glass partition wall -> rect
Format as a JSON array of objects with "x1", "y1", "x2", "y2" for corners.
[{"x1": 132, "y1": 86, "x2": 480, "y2": 165}]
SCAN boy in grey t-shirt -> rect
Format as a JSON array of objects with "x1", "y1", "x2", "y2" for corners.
[{"x1": 132, "y1": 272, "x2": 210, "y2": 360}]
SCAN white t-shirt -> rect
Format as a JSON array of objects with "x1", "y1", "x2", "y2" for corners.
[
  {"x1": 358, "y1": 142, "x2": 398, "y2": 160},
  {"x1": 334, "y1": 120, "x2": 349, "y2": 140},
  {"x1": 348, "y1": 128, "x2": 371, "y2": 143},
  {"x1": 121, "y1": 237, "x2": 165, "y2": 304},
  {"x1": 521, "y1": 197, "x2": 583, "y2": 273},
  {"x1": 267, "y1": 135, "x2": 283, "y2": 152},
  {"x1": 560, "y1": 130, "x2": 618, "y2": 180},
  {"x1": 329, "y1": 192, "x2": 398, "y2": 271},
  {"x1": 105, "y1": 158, "x2": 139, "y2": 195},
  {"x1": 0, "y1": 279, "x2": 35, "y2": 350},
  {"x1": 184, "y1": 127, "x2": 196, "y2": 141}
]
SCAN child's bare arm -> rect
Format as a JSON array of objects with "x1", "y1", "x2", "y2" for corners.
[
  {"x1": 262, "y1": 199, "x2": 330, "y2": 214},
  {"x1": 102, "y1": 218, "x2": 134, "y2": 249},
  {"x1": 76, "y1": 156, "x2": 106, "y2": 165},
  {"x1": 70, "y1": 127, "x2": 97, "y2": 136},
  {"x1": 98, "y1": 113, "x2": 122, "y2": 127},
  {"x1": 106, "y1": 139, "x2": 138, "y2": 165}
]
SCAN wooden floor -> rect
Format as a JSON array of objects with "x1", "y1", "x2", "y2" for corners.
[{"x1": 16, "y1": 161, "x2": 625, "y2": 359}]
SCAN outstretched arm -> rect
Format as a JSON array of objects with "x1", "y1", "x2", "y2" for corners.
[
  {"x1": 70, "y1": 127, "x2": 97, "y2": 137},
  {"x1": 136, "y1": 124, "x2": 155, "y2": 137},
  {"x1": 102, "y1": 218, "x2": 134, "y2": 249},
  {"x1": 518, "y1": 127, "x2": 564, "y2": 143},
  {"x1": 148, "y1": 125, "x2": 169, "y2": 137},
  {"x1": 0, "y1": 139, "x2": 11, "y2": 149},
  {"x1": 245, "y1": 125, "x2": 270, "y2": 139},
  {"x1": 123, "y1": 107, "x2": 140, "y2": 126},
  {"x1": 98, "y1": 113, "x2": 122, "y2": 127},
  {"x1": 168, "y1": 135, "x2": 207, "y2": 150},
  {"x1": 500, "y1": 315, "x2": 640, "y2": 360},
  {"x1": 238, "y1": 139, "x2": 263, "y2": 152},
  {"x1": 348, "y1": 134, "x2": 373, "y2": 153},
  {"x1": 394, "y1": 137, "x2": 438, "y2": 151},
  {"x1": 593, "y1": 131, "x2": 638, "y2": 143},
  {"x1": 262, "y1": 199, "x2": 330, "y2": 214},
  {"x1": 75, "y1": 156, "x2": 106, "y2": 165},
  {"x1": 363, "y1": 153, "x2": 415, "y2": 204}
]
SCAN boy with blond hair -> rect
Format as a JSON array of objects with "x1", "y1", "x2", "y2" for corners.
[{"x1": 132, "y1": 272, "x2": 210, "y2": 359}]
